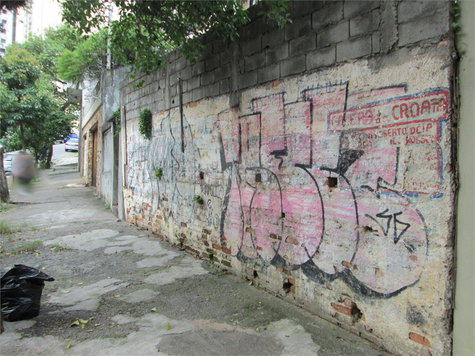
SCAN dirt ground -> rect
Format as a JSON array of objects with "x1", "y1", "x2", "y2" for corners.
[{"x1": 0, "y1": 170, "x2": 392, "y2": 355}]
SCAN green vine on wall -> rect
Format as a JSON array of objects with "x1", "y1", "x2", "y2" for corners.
[
  {"x1": 139, "y1": 108, "x2": 153, "y2": 139},
  {"x1": 112, "y1": 108, "x2": 121, "y2": 136}
]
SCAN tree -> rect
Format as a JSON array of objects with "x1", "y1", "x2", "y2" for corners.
[
  {"x1": 60, "y1": 0, "x2": 290, "y2": 79},
  {"x1": 0, "y1": 45, "x2": 41, "y2": 150},
  {"x1": 57, "y1": 29, "x2": 108, "y2": 85},
  {"x1": 0, "y1": 39, "x2": 77, "y2": 169}
]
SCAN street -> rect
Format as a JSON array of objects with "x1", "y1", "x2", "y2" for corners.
[{"x1": 0, "y1": 170, "x2": 391, "y2": 356}]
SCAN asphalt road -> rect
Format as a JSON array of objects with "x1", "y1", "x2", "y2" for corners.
[{"x1": 0, "y1": 171, "x2": 392, "y2": 356}]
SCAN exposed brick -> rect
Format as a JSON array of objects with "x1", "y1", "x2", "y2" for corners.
[
  {"x1": 288, "y1": 278, "x2": 295, "y2": 285},
  {"x1": 203, "y1": 229, "x2": 211, "y2": 235},
  {"x1": 331, "y1": 302, "x2": 353, "y2": 316},
  {"x1": 185, "y1": 245, "x2": 200, "y2": 255},
  {"x1": 222, "y1": 247, "x2": 232, "y2": 254},
  {"x1": 336, "y1": 36, "x2": 372, "y2": 62},
  {"x1": 312, "y1": 2, "x2": 343, "y2": 29},
  {"x1": 318, "y1": 21, "x2": 349, "y2": 48},
  {"x1": 342, "y1": 260, "x2": 353, "y2": 268},
  {"x1": 212, "y1": 243, "x2": 222, "y2": 251},
  {"x1": 306, "y1": 45, "x2": 336, "y2": 70},
  {"x1": 281, "y1": 55, "x2": 306, "y2": 77},
  {"x1": 181, "y1": 222, "x2": 187, "y2": 227},
  {"x1": 285, "y1": 236, "x2": 300, "y2": 245},
  {"x1": 409, "y1": 332, "x2": 431, "y2": 347}
]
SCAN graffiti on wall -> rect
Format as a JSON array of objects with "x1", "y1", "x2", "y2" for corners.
[
  {"x1": 217, "y1": 83, "x2": 448, "y2": 297},
  {"x1": 126, "y1": 110, "x2": 205, "y2": 225},
  {"x1": 125, "y1": 80, "x2": 448, "y2": 298}
]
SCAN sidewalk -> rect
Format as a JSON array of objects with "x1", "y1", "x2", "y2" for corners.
[{"x1": 0, "y1": 171, "x2": 392, "y2": 356}]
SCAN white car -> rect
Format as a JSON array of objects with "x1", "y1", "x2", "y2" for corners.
[
  {"x1": 65, "y1": 138, "x2": 79, "y2": 152},
  {"x1": 3, "y1": 151, "x2": 21, "y2": 174}
]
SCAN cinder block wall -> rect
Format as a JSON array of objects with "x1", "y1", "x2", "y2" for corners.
[{"x1": 119, "y1": 1, "x2": 456, "y2": 355}]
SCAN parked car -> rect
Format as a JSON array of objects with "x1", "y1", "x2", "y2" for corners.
[
  {"x1": 64, "y1": 133, "x2": 78, "y2": 143},
  {"x1": 65, "y1": 138, "x2": 79, "y2": 152},
  {"x1": 3, "y1": 151, "x2": 21, "y2": 174}
]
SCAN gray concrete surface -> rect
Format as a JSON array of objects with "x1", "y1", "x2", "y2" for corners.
[{"x1": 0, "y1": 170, "x2": 392, "y2": 356}]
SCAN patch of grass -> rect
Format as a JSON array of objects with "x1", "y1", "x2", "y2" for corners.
[
  {"x1": 49, "y1": 243, "x2": 71, "y2": 252},
  {"x1": 0, "y1": 220, "x2": 20, "y2": 235},
  {"x1": 30, "y1": 226, "x2": 39, "y2": 231},
  {"x1": 11, "y1": 240, "x2": 42, "y2": 255}
]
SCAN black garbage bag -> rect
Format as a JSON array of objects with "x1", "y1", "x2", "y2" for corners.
[{"x1": 1, "y1": 264, "x2": 54, "y2": 322}]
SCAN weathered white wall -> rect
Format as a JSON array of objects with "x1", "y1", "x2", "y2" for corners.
[
  {"x1": 117, "y1": 2, "x2": 457, "y2": 355},
  {"x1": 122, "y1": 46, "x2": 454, "y2": 355}
]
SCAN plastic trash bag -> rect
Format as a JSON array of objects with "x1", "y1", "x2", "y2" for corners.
[{"x1": 1, "y1": 264, "x2": 54, "y2": 322}]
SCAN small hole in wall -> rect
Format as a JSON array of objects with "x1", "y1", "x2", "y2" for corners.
[
  {"x1": 253, "y1": 270, "x2": 258, "y2": 278},
  {"x1": 282, "y1": 280, "x2": 292, "y2": 293},
  {"x1": 199, "y1": 172, "x2": 204, "y2": 180},
  {"x1": 255, "y1": 173, "x2": 262, "y2": 183},
  {"x1": 327, "y1": 177, "x2": 338, "y2": 188},
  {"x1": 281, "y1": 212, "x2": 286, "y2": 218},
  {"x1": 172, "y1": 99, "x2": 175, "y2": 104}
]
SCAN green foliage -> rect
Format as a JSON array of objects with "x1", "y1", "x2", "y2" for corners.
[
  {"x1": 57, "y1": 29, "x2": 108, "y2": 85},
  {"x1": 0, "y1": 220, "x2": 19, "y2": 235},
  {"x1": 155, "y1": 168, "x2": 163, "y2": 180},
  {"x1": 139, "y1": 108, "x2": 152, "y2": 139},
  {"x1": 193, "y1": 195, "x2": 204, "y2": 205},
  {"x1": 61, "y1": 0, "x2": 290, "y2": 79},
  {"x1": 0, "y1": 35, "x2": 76, "y2": 164},
  {"x1": 258, "y1": 1, "x2": 293, "y2": 28},
  {"x1": 11, "y1": 240, "x2": 42, "y2": 255},
  {"x1": 113, "y1": 108, "x2": 121, "y2": 136}
]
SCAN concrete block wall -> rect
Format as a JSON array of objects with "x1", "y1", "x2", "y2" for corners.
[{"x1": 118, "y1": 1, "x2": 456, "y2": 355}]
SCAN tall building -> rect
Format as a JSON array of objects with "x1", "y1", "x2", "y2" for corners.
[
  {"x1": 0, "y1": 0, "x2": 62, "y2": 55},
  {"x1": 0, "y1": 7, "x2": 13, "y2": 57}
]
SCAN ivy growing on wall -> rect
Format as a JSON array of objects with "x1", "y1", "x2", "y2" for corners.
[
  {"x1": 112, "y1": 108, "x2": 120, "y2": 136},
  {"x1": 139, "y1": 108, "x2": 152, "y2": 139}
]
